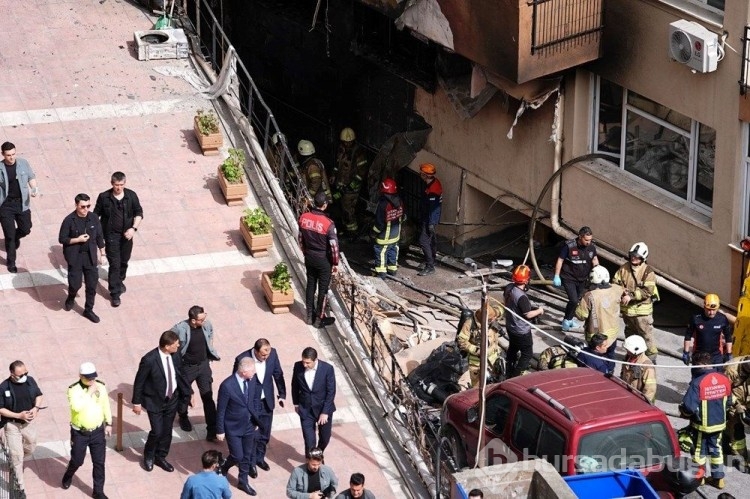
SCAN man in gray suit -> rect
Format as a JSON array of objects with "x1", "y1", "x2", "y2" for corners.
[{"x1": 0, "y1": 142, "x2": 38, "y2": 273}]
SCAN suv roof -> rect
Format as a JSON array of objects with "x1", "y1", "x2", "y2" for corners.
[{"x1": 501, "y1": 368, "x2": 655, "y2": 423}]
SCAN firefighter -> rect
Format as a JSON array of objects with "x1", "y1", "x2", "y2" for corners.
[
  {"x1": 267, "y1": 132, "x2": 287, "y2": 179},
  {"x1": 417, "y1": 163, "x2": 443, "y2": 276},
  {"x1": 619, "y1": 335, "x2": 657, "y2": 403},
  {"x1": 371, "y1": 178, "x2": 404, "y2": 278},
  {"x1": 679, "y1": 351, "x2": 732, "y2": 490},
  {"x1": 682, "y1": 293, "x2": 733, "y2": 368},
  {"x1": 612, "y1": 242, "x2": 660, "y2": 363},
  {"x1": 503, "y1": 265, "x2": 544, "y2": 377},
  {"x1": 537, "y1": 336, "x2": 583, "y2": 370},
  {"x1": 298, "y1": 140, "x2": 332, "y2": 203},
  {"x1": 575, "y1": 265, "x2": 623, "y2": 370},
  {"x1": 553, "y1": 226, "x2": 599, "y2": 330},
  {"x1": 332, "y1": 128, "x2": 368, "y2": 239},
  {"x1": 723, "y1": 355, "x2": 750, "y2": 467},
  {"x1": 456, "y1": 298, "x2": 504, "y2": 387}
]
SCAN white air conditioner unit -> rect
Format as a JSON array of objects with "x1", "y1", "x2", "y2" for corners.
[{"x1": 668, "y1": 20, "x2": 719, "y2": 73}]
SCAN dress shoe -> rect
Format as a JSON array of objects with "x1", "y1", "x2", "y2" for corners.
[
  {"x1": 61, "y1": 474, "x2": 72, "y2": 489},
  {"x1": 249, "y1": 465, "x2": 258, "y2": 479},
  {"x1": 120, "y1": 283, "x2": 127, "y2": 293},
  {"x1": 237, "y1": 482, "x2": 257, "y2": 496},
  {"x1": 111, "y1": 296, "x2": 121, "y2": 307},
  {"x1": 83, "y1": 310, "x2": 101, "y2": 323},
  {"x1": 256, "y1": 460, "x2": 270, "y2": 471},
  {"x1": 143, "y1": 458, "x2": 154, "y2": 472},
  {"x1": 154, "y1": 458, "x2": 174, "y2": 472},
  {"x1": 417, "y1": 266, "x2": 435, "y2": 276},
  {"x1": 64, "y1": 297, "x2": 75, "y2": 311},
  {"x1": 206, "y1": 434, "x2": 219, "y2": 443},
  {"x1": 179, "y1": 416, "x2": 193, "y2": 432},
  {"x1": 219, "y1": 460, "x2": 232, "y2": 476},
  {"x1": 93, "y1": 492, "x2": 109, "y2": 499},
  {"x1": 7, "y1": 265, "x2": 17, "y2": 273}
]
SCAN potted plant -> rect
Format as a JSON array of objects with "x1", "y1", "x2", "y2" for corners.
[
  {"x1": 240, "y1": 207, "x2": 273, "y2": 256},
  {"x1": 262, "y1": 262, "x2": 294, "y2": 313},
  {"x1": 217, "y1": 148, "x2": 248, "y2": 205},
  {"x1": 193, "y1": 108, "x2": 223, "y2": 155}
]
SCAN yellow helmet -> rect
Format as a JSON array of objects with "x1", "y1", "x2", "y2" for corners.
[
  {"x1": 704, "y1": 293, "x2": 720, "y2": 310},
  {"x1": 340, "y1": 127, "x2": 356, "y2": 142}
]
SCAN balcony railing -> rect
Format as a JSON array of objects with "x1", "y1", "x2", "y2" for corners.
[{"x1": 531, "y1": 0, "x2": 605, "y2": 55}]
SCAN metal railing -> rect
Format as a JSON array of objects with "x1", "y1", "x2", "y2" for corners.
[
  {"x1": 530, "y1": 0, "x2": 604, "y2": 55},
  {"x1": 0, "y1": 439, "x2": 25, "y2": 498},
  {"x1": 741, "y1": 26, "x2": 750, "y2": 95}
]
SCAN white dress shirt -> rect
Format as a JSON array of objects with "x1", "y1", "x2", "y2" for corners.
[
  {"x1": 159, "y1": 350, "x2": 177, "y2": 398},
  {"x1": 254, "y1": 350, "x2": 267, "y2": 400},
  {"x1": 304, "y1": 360, "x2": 318, "y2": 391}
]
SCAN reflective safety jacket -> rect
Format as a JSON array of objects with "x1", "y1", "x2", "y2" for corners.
[
  {"x1": 68, "y1": 380, "x2": 112, "y2": 430},
  {"x1": 456, "y1": 301, "x2": 504, "y2": 368},
  {"x1": 612, "y1": 262, "x2": 660, "y2": 317},
  {"x1": 680, "y1": 368, "x2": 732, "y2": 433},
  {"x1": 421, "y1": 178, "x2": 443, "y2": 226},
  {"x1": 298, "y1": 208, "x2": 339, "y2": 266},
  {"x1": 575, "y1": 283, "x2": 623, "y2": 343},
  {"x1": 334, "y1": 144, "x2": 368, "y2": 193},
  {"x1": 372, "y1": 194, "x2": 404, "y2": 245},
  {"x1": 303, "y1": 157, "x2": 332, "y2": 202},
  {"x1": 620, "y1": 354, "x2": 657, "y2": 403}
]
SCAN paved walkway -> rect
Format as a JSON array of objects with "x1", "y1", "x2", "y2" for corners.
[{"x1": 0, "y1": 0, "x2": 407, "y2": 497}]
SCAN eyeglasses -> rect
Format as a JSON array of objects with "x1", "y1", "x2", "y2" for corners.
[{"x1": 78, "y1": 204, "x2": 91, "y2": 209}]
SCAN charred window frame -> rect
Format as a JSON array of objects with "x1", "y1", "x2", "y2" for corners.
[{"x1": 593, "y1": 77, "x2": 715, "y2": 214}]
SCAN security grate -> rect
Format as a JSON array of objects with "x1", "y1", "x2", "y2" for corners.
[
  {"x1": 530, "y1": 0, "x2": 604, "y2": 55},
  {"x1": 0, "y1": 440, "x2": 25, "y2": 499},
  {"x1": 740, "y1": 26, "x2": 750, "y2": 95}
]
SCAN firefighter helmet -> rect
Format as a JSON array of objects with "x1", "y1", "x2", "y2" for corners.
[
  {"x1": 623, "y1": 335, "x2": 647, "y2": 356},
  {"x1": 474, "y1": 303, "x2": 499, "y2": 322},
  {"x1": 271, "y1": 132, "x2": 286, "y2": 146},
  {"x1": 420, "y1": 163, "x2": 436, "y2": 175},
  {"x1": 589, "y1": 265, "x2": 610, "y2": 285},
  {"x1": 704, "y1": 293, "x2": 720, "y2": 310},
  {"x1": 297, "y1": 140, "x2": 315, "y2": 157},
  {"x1": 512, "y1": 265, "x2": 531, "y2": 284},
  {"x1": 629, "y1": 242, "x2": 649, "y2": 261},
  {"x1": 340, "y1": 127, "x2": 356, "y2": 142},
  {"x1": 380, "y1": 178, "x2": 397, "y2": 194}
]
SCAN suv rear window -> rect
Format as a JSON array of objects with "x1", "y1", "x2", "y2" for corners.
[{"x1": 576, "y1": 421, "x2": 673, "y2": 473}]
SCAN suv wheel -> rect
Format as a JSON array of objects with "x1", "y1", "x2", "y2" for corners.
[{"x1": 441, "y1": 426, "x2": 467, "y2": 470}]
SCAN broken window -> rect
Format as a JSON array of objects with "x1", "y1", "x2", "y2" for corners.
[{"x1": 594, "y1": 77, "x2": 715, "y2": 212}]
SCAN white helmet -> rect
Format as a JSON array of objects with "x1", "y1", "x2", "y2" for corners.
[
  {"x1": 629, "y1": 242, "x2": 648, "y2": 261},
  {"x1": 589, "y1": 265, "x2": 610, "y2": 285},
  {"x1": 271, "y1": 132, "x2": 286, "y2": 146},
  {"x1": 623, "y1": 335, "x2": 647, "y2": 356},
  {"x1": 297, "y1": 140, "x2": 315, "y2": 156}
]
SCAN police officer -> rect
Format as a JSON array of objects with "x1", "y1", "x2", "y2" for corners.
[
  {"x1": 456, "y1": 298, "x2": 504, "y2": 387},
  {"x1": 332, "y1": 128, "x2": 368, "y2": 239},
  {"x1": 553, "y1": 226, "x2": 599, "y2": 330},
  {"x1": 612, "y1": 242, "x2": 660, "y2": 363},
  {"x1": 298, "y1": 140, "x2": 332, "y2": 203},
  {"x1": 62, "y1": 362, "x2": 112, "y2": 499},
  {"x1": 575, "y1": 265, "x2": 623, "y2": 369},
  {"x1": 417, "y1": 163, "x2": 443, "y2": 276},
  {"x1": 371, "y1": 178, "x2": 404, "y2": 278},
  {"x1": 299, "y1": 192, "x2": 339, "y2": 327},
  {"x1": 620, "y1": 335, "x2": 657, "y2": 403},
  {"x1": 679, "y1": 352, "x2": 732, "y2": 490},
  {"x1": 503, "y1": 265, "x2": 544, "y2": 377},
  {"x1": 683, "y1": 294, "x2": 733, "y2": 367}
]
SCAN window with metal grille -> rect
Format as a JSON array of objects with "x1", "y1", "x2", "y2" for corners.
[{"x1": 530, "y1": 0, "x2": 604, "y2": 55}]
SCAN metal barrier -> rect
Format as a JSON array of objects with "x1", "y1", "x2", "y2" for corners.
[{"x1": 0, "y1": 438, "x2": 25, "y2": 499}]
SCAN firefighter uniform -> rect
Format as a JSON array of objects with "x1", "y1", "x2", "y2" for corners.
[
  {"x1": 417, "y1": 164, "x2": 442, "y2": 275},
  {"x1": 303, "y1": 157, "x2": 333, "y2": 203},
  {"x1": 456, "y1": 299, "x2": 504, "y2": 387},
  {"x1": 723, "y1": 355, "x2": 750, "y2": 463},
  {"x1": 538, "y1": 345, "x2": 579, "y2": 370},
  {"x1": 298, "y1": 196, "x2": 339, "y2": 326},
  {"x1": 620, "y1": 353, "x2": 657, "y2": 403},
  {"x1": 613, "y1": 261, "x2": 660, "y2": 359},
  {"x1": 333, "y1": 141, "x2": 368, "y2": 236},
  {"x1": 679, "y1": 367, "x2": 732, "y2": 484},
  {"x1": 62, "y1": 365, "x2": 112, "y2": 499},
  {"x1": 575, "y1": 282, "x2": 623, "y2": 363},
  {"x1": 372, "y1": 188, "x2": 404, "y2": 277}
]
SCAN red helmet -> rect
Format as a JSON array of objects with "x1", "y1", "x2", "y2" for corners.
[
  {"x1": 512, "y1": 265, "x2": 531, "y2": 284},
  {"x1": 380, "y1": 178, "x2": 397, "y2": 194}
]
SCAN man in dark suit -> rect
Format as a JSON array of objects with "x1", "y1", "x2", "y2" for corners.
[
  {"x1": 291, "y1": 347, "x2": 336, "y2": 453},
  {"x1": 132, "y1": 330, "x2": 192, "y2": 473},
  {"x1": 216, "y1": 356, "x2": 260, "y2": 496},
  {"x1": 58, "y1": 193, "x2": 106, "y2": 323},
  {"x1": 233, "y1": 338, "x2": 286, "y2": 472}
]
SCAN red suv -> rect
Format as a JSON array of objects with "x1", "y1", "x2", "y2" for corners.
[{"x1": 441, "y1": 368, "x2": 700, "y2": 497}]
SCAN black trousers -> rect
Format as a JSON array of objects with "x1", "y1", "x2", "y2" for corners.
[
  {"x1": 144, "y1": 395, "x2": 179, "y2": 460},
  {"x1": 562, "y1": 278, "x2": 587, "y2": 320},
  {"x1": 419, "y1": 222, "x2": 437, "y2": 268},
  {"x1": 507, "y1": 332, "x2": 534, "y2": 376},
  {"x1": 0, "y1": 199, "x2": 32, "y2": 267},
  {"x1": 68, "y1": 254, "x2": 99, "y2": 312},
  {"x1": 64, "y1": 425, "x2": 106, "y2": 495},
  {"x1": 105, "y1": 232, "x2": 133, "y2": 297},
  {"x1": 304, "y1": 255, "x2": 332, "y2": 319},
  {"x1": 255, "y1": 401, "x2": 273, "y2": 462},
  {"x1": 178, "y1": 361, "x2": 217, "y2": 435}
]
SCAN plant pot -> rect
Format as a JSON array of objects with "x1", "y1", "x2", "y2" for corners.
[
  {"x1": 261, "y1": 271, "x2": 294, "y2": 313},
  {"x1": 240, "y1": 218, "x2": 273, "y2": 257},
  {"x1": 218, "y1": 166, "x2": 248, "y2": 206},
  {"x1": 194, "y1": 116, "x2": 223, "y2": 156}
]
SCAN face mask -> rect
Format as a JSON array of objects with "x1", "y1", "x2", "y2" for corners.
[{"x1": 12, "y1": 375, "x2": 27, "y2": 384}]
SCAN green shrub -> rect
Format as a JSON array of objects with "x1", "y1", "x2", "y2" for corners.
[
  {"x1": 221, "y1": 148, "x2": 246, "y2": 184},
  {"x1": 242, "y1": 207, "x2": 272, "y2": 235},
  {"x1": 270, "y1": 262, "x2": 292, "y2": 293},
  {"x1": 195, "y1": 109, "x2": 220, "y2": 135}
]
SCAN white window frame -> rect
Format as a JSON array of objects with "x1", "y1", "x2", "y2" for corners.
[
  {"x1": 655, "y1": 0, "x2": 724, "y2": 27},
  {"x1": 592, "y1": 76, "x2": 714, "y2": 216}
]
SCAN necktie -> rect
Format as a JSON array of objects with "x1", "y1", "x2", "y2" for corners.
[
  {"x1": 166, "y1": 356, "x2": 174, "y2": 398},
  {"x1": 243, "y1": 379, "x2": 250, "y2": 403}
]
